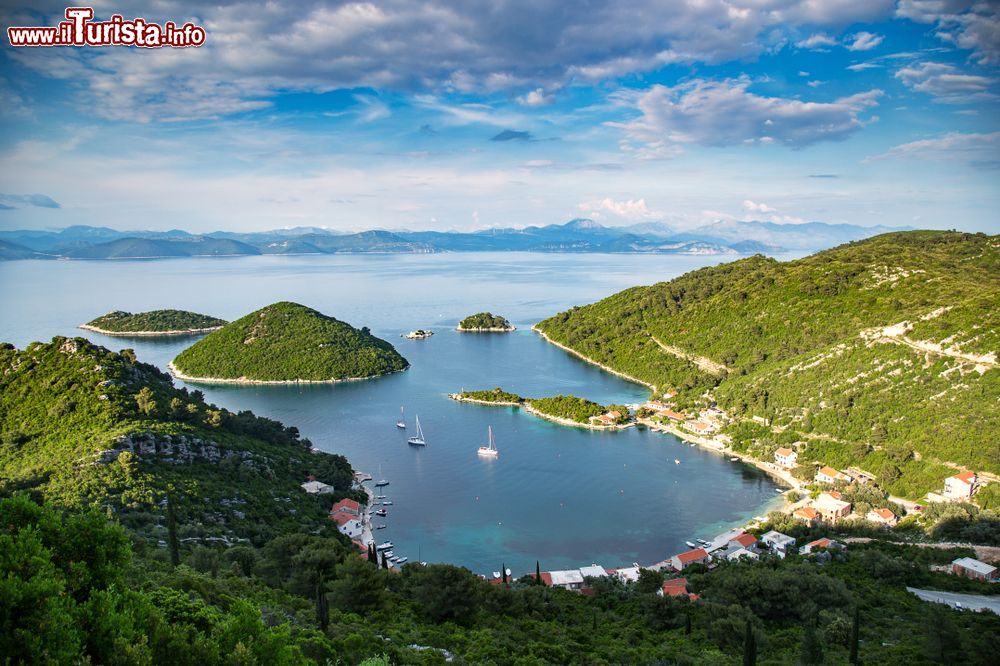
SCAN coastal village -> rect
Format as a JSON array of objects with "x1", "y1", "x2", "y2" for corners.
[{"x1": 302, "y1": 384, "x2": 998, "y2": 605}]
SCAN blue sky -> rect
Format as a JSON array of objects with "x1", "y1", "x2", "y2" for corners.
[{"x1": 0, "y1": 0, "x2": 997, "y2": 233}]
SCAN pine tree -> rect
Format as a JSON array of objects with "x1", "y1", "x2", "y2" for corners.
[
  {"x1": 743, "y1": 621, "x2": 757, "y2": 666},
  {"x1": 166, "y1": 494, "x2": 180, "y2": 567},
  {"x1": 849, "y1": 605, "x2": 860, "y2": 664}
]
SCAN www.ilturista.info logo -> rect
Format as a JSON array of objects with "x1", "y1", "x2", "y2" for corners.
[{"x1": 7, "y1": 7, "x2": 206, "y2": 48}]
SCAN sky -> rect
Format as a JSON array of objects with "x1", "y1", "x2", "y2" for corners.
[{"x1": 0, "y1": 0, "x2": 998, "y2": 234}]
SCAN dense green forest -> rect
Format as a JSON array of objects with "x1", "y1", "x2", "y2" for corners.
[
  {"x1": 83, "y1": 310, "x2": 228, "y2": 334},
  {"x1": 172, "y1": 302, "x2": 408, "y2": 382},
  {"x1": 535, "y1": 231, "x2": 1000, "y2": 497},
  {"x1": 458, "y1": 312, "x2": 515, "y2": 330},
  {"x1": 2, "y1": 336, "x2": 999, "y2": 664},
  {"x1": 456, "y1": 389, "x2": 628, "y2": 425}
]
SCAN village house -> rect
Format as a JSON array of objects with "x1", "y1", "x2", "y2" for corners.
[
  {"x1": 659, "y1": 577, "x2": 700, "y2": 601},
  {"x1": 591, "y1": 414, "x2": 616, "y2": 426},
  {"x1": 610, "y1": 565, "x2": 642, "y2": 584},
  {"x1": 801, "y1": 538, "x2": 844, "y2": 556},
  {"x1": 728, "y1": 532, "x2": 758, "y2": 551},
  {"x1": 951, "y1": 557, "x2": 997, "y2": 581},
  {"x1": 301, "y1": 479, "x2": 335, "y2": 494},
  {"x1": 814, "y1": 491, "x2": 852, "y2": 522},
  {"x1": 943, "y1": 471, "x2": 978, "y2": 500},
  {"x1": 866, "y1": 507, "x2": 898, "y2": 526},
  {"x1": 330, "y1": 498, "x2": 361, "y2": 516},
  {"x1": 645, "y1": 400, "x2": 671, "y2": 412},
  {"x1": 815, "y1": 466, "x2": 851, "y2": 485},
  {"x1": 685, "y1": 420, "x2": 715, "y2": 435},
  {"x1": 794, "y1": 506, "x2": 820, "y2": 526},
  {"x1": 774, "y1": 447, "x2": 798, "y2": 469},
  {"x1": 330, "y1": 511, "x2": 363, "y2": 539},
  {"x1": 670, "y1": 547, "x2": 709, "y2": 571},
  {"x1": 847, "y1": 467, "x2": 877, "y2": 485},
  {"x1": 660, "y1": 409, "x2": 687, "y2": 423},
  {"x1": 761, "y1": 530, "x2": 796, "y2": 558},
  {"x1": 548, "y1": 570, "x2": 586, "y2": 590},
  {"x1": 579, "y1": 564, "x2": 609, "y2": 579},
  {"x1": 663, "y1": 389, "x2": 678, "y2": 399}
]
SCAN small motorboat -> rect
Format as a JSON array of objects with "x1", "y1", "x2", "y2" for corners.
[
  {"x1": 376, "y1": 541, "x2": 393, "y2": 551},
  {"x1": 382, "y1": 500, "x2": 393, "y2": 506},
  {"x1": 730, "y1": 457, "x2": 740, "y2": 462},
  {"x1": 395, "y1": 556, "x2": 408, "y2": 564},
  {"x1": 674, "y1": 459, "x2": 681, "y2": 464},
  {"x1": 375, "y1": 509, "x2": 387, "y2": 517},
  {"x1": 375, "y1": 524, "x2": 387, "y2": 530},
  {"x1": 685, "y1": 541, "x2": 697, "y2": 549}
]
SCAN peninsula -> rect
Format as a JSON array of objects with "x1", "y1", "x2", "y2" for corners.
[
  {"x1": 170, "y1": 301, "x2": 408, "y2": 383},
  {"x1": 450, "y1": 388, "x2": 631, "y2": 430},
  {"x1": 80, "y1": 309, "x2": 227, "y2": 336},
  {"x1": 457, "y1": 312, "x2": 516, "y2": 332}
]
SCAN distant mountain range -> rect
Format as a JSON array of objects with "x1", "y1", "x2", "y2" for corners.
[{"x1": 0, "y1": 219, "x2": 910, "y2": 260}]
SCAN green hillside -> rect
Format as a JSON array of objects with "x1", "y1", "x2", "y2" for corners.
[
  {"x1": 172, "y1": 302, "x2": 408, "y2": 382},
  {"x1": 83, "y1": 309, "x2": 227, "y2": 334},
  {"x1": 535, "y1": 231, "x2": 1000, "y2": 497},
  {"x1": 2, "y1": 336, "x2": 999, "y2": 665},
  {"x1": 0, "y1": 337, "x2": 358, "y2": 543}
]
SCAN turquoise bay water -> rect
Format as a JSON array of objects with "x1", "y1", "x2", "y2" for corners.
[{"x1": 0, "y1": 253, "x2": 785, "y2": 574}]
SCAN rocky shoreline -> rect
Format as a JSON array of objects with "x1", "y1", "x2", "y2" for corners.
[
  {"x1": 167, "y1": 361, "x2": 406, "y2": 385},
  {"x1": 80, "y1": 324, "x2": 224, "y2": 337}
]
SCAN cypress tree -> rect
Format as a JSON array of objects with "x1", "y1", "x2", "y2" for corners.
[
  {"x1": 368, "y1": 543, "x2": 376, "y2": 564},
  {"x1": 315, "y1": 573, "x2": 329, "y2": 630},
  {"x1": 743, "y1": 621, "x2": 757, "y2": 666},
  {"x1": 685, "y1": 611, "x2": 692, "y2": 635},
  {"x1": 166, "y1": 494, "x2": 180, "y2": 567},
  {"x1": 849, "y1": 605, "x2": 860, "y2": 664},
  {"x1": 381, "y1": 551, "x2": 388, "y2": 569},
  {"x1": 801, "y1": 620, "x2": 823, "y2": 664},
  {"x1": 536, "y1": 560, "x2": 542, "y2": 585},
  {"x1": 502, "y1": 562, "x2": 508, "y2": 585}
]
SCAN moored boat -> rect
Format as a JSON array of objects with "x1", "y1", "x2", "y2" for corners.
[{"x1": 477, "y1": 425, "x2": 499, "y2": 457}]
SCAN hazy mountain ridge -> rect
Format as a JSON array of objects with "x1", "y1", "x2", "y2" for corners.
[{"x1": 0, "y1": 219, "x2": 910, "y2": 259}]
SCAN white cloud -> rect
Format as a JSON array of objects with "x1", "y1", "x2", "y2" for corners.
[
  {"x1": 895, "y1": 62, "x2": 997, "y2": 102},
  {"x1": 517, "y1": 88, "x2": 555, "y2": 107},
  {"x1": 847, "y1": 31, "x2": 884, "y2": 50},
  {"x1": 796, "y1": 33, "x2": 839, "y2": 49},
  {"x1": 847, "y1": 62, "x2": 882, "y2": 71},
  {"x1": 5, "y1": 0, "x2": 903, "y2": 122},
  {"x1": 897, "y1": 0, "x2": 1000, "y2": 65},
  {"x1": 608, "y1": 78, "x2": 883, "y2": 151},
  {"x1": 869, "y1": 131, "x2": 1000, "y2": 166},
  {"x1": 578, "y1": 197, "x2": 662, "y2": 220},
  {"x1": 743, "y1": 200, "x2": 777, "y2": 213}
]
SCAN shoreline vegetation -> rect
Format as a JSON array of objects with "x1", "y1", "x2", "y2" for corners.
[
  {"x1": 532, "y1": 325, "x2": 656, "y2": 391},
  {"x1": 80, "y1": 323, "x2": 224, "y2": 337},
  {"x1": 168, "y1": 361, "x2": 407, "y2": 385},
  {"x1": 80, "y1": 309, "x2": 227, "y2": 336},
  {"x1": 449, "y1": 389, "x2": 632, "y2": 431},
  {"x1": 457, "y1": 311, "x2": 516, "y2": 332}
]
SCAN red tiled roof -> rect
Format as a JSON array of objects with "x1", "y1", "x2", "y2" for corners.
[
  {"x1": 806, "y1": 538, "x2": 832, "y2": 549},
  {"x1": 818, "y1": 466, "x2": 844, "y2": 478},
  {"x1": 732, "y1": 533, "x2": 757, "y2": 548},
  {"x1": 351, "y1": 539, "x2": 368, "y2": 554},
  {"x1": 676, "y1": 548, "x2": 708, "y2": 564},
  {"x1": 795, "y1": 507, "x2": 820, "y2": 520},
  {"x1": 331, "y1": 512, "x2": 356, "y2": 526},
  {"x1": 661, "y1": 578, "x2": 689, "y2": 597},
  {"x1": 663, "y1": 409, "x2": 686, "y2": 421},
  {"x1": 872, "y1": 508, "x2": 894, "y2": 519},
  {"x1": 775, "y1": 447, "x2": 793, "y2": 457},
  {"x1": 953, "y1": 470, "x2": 976, "y2": 484},
  {"x1": 529, "y1": 572, "x2": 553, "y2": 587},
  {"x1": 331, "y1": 498, "x2": 361, "y2": 513},
  {"x1": 608, "y1": 410, "x2": 622, "y2": 418},
  {"x1": 824, "y1": 490, "x2": 843, "y2": 500}
]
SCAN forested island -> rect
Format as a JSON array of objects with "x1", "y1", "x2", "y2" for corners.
[
  {"x1": 2, "y1": 335, "x2": 998, "y2": 664},
  {"x1": 451, "y1": 388, "x2": 630, "y2": 428},
  {"x1": 80, "y1": 309, "x2": 227, "y2": 336},
  {"x1": 535, "y1": 231, "x2": 1000, "y2": 499},
  {"x1": 457, "y1": 312, "x2": 516, "y2": 332},
  {"x1": 170, "y1": 302, "x2": 408, "y2": 383}
]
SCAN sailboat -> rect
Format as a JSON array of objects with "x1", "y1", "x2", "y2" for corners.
[
  {"x1": 407, "y1": 415, "x2": 426, "y2": 446},
  {"x1": 477, "y1": 425, "x2": 499, "y2": 457},
  {"x1": 395, "y1": 406, "x2": 406, "y2": 429},
  {"x1": 375, "y1": 463, "x2": 389, "y2": 487}
]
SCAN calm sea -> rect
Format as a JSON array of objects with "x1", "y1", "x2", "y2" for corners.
[{"x1": 0, "y1": 252, "x2": 787, "y2": 574}]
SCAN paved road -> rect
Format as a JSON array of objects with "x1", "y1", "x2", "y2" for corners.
[{"x1": 907, "y1": 587, "x2": 1000, "y2": 615}]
